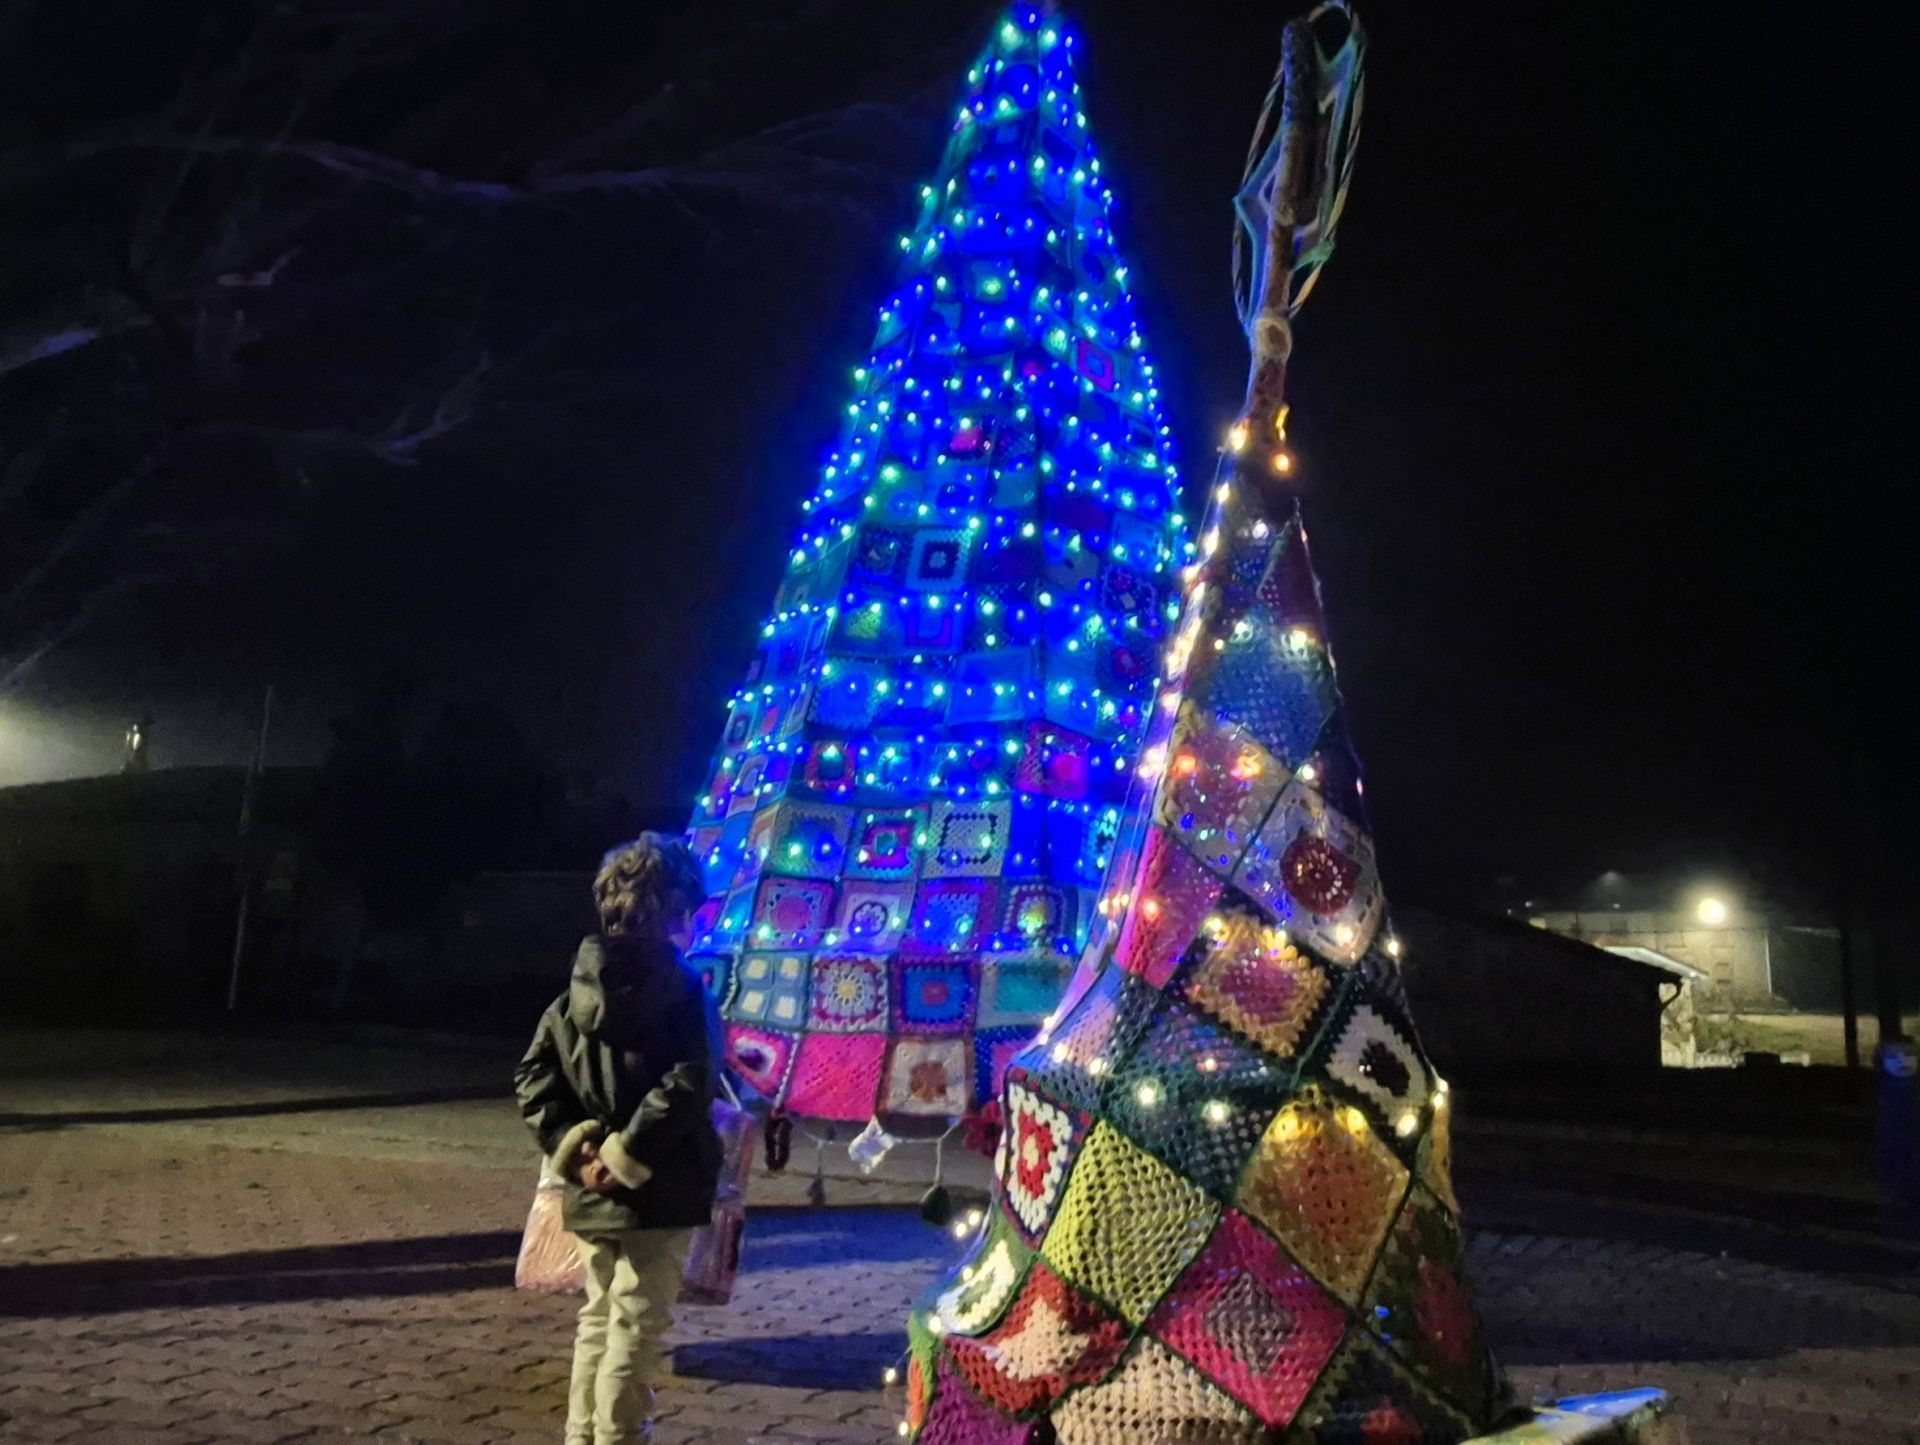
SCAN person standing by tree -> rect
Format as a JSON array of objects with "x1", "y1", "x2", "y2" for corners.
[{"x1": 514, "y1": 834, "x2": 721, "y2": 1445}]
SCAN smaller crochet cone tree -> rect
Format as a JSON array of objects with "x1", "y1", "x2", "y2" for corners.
[
  {"x1": 904, "y1": 7, "x2": 1505, "y2": 1442},
  {"x1": 681, "y1": 0, "x2": 1188, "y2": 1126}
]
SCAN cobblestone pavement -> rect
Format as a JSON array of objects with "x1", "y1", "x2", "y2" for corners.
[{"x1": 3, "y1": 1033, "x2": 1919, "y2": 1444}]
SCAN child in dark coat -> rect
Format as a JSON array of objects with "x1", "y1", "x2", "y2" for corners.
[{"x1": 515, "y1": 834, "x2": 721, "y2": 1445}]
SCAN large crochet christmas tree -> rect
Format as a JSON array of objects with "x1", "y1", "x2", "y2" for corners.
[
  {"x1": 684, "y1": 2, "x2": 1188, "y2": 1124},
  {"x1": 904, "y1": 7, "x2": 1508, "y2": 1441}
]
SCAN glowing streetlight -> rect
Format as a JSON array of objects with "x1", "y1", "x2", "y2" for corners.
[{"x1": 1695, "y1": 895, "x2": 1729, "y2": 927}]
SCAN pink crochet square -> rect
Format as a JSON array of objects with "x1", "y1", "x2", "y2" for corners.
[
  {"x1": 784, "y1": 1032, "x2": 886, "y2": 1119},
  {"x1": 1145, "y1": 1210, "x2": 1346, "y2": 1427},
  {"x1": 1114, "y1": 826, "x2": 1221, "y2": 989},
  {"x1": 919, "y1": 1355, "x2": 1035, "y2": 1445}
]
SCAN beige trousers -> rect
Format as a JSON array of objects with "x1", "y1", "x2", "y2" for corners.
[{"x1": 565, "y1": 1228, "x2": 693, "y2": 1445}]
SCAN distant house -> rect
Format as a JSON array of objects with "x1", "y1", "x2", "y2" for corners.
[
  {"x1": 0, "y1": 767, "x2": 311, "y2": 1015},
  {"x1": 1394, "y1": 905, "x2": 1670, "y2": 1083},
  {"x1": 1527, "y1": 906, "x2": 1842, "y2": 1010},
  {"x1": 0, "y1": 768, "x2": 659, "y2": 1027}
]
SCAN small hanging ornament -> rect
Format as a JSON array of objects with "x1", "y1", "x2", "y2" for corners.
[
  {"x1": 807, "y1": 1127, "x2": 829, "y2": 1205},
  {"x1": 921, "y1": 1130, "x2": 956, "y2": 1225},
  {"x1": 919, "y1": 1184, "x2": 954, "y2": 1227},
  {"x1": 848, "y1": 1117, "x2": 901, "y2": 1175},
  {"x1": 763, "y1": 1109, "x2": 793, "y2": 1174}
]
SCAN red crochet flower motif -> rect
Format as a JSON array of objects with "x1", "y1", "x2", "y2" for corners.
[
  {"x1": 1001, "y1": 1083, "x2": 1073, "y2": 1236},
  {"x1": 910, "y1": 1059, "x2": 952, "y2": 1102},
  {"x1": 1014, "y1": 1109, "x2": 1058, "y2": 1203},
  {"x1": 1280, "y1": 833, "x2": 1361, "y2": 914}
]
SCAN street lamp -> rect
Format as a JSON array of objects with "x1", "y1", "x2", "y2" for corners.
[{"x1": 1695, "y1": 895, "x2": 1729, "y2": 926}]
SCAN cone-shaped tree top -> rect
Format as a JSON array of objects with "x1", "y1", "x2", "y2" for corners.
[
  {"x1": 905, "y1": 8, "x2": 1504, "y2": 1440},
  {"x1": 685, "y1": 1, "x2": 1189, "y2": 1124}
]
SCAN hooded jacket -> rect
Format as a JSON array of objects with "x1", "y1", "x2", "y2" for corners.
[{"x1": 514, "y1": 933, "x2": 724, "y2": 1233}]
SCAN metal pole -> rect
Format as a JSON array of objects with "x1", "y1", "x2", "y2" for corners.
[
  {"x1": 1840, "y1": 916, "x2": 1862, "y2": 1069},
  {"x1": 225, "y1": 684, "x2": 275, "y2": 1013}
]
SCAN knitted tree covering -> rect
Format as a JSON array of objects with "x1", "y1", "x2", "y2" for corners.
[
  {"x1": 683, "y1": 2, "x2": 1190, "y2": 1124},
  {"x1": 904, "y1": 7, "x2": 1506, "y2": 1440}
]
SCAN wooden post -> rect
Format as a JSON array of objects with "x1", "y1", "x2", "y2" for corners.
[{"x1": 225, "y1": 683, "x2": 275, "y2": 1013}]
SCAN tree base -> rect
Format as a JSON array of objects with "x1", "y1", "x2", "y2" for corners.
[{"x1": 1467, "y1": 1390, "x2": 1676, "y2": 1443}]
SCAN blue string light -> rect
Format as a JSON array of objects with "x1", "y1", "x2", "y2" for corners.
[{"x1": 683, "y1": 5, "x2": 1189, "y2": 1117}]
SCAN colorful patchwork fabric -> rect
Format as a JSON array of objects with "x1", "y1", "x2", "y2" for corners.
[
  {"x1": 886, "y1": 1037, "x2": 975, "y2": 1117},
  {"x1": 997, "y1": 1077, "x2": 1087, "y2": 1240},
  {"x1": 906, "y1": 9, "x2": 1501, "y2": 1437},
  {"x1": 681, "y1": 0, "x2": 1187, "y2": 1123},
  {"x1": 946, "y1": 1259, "x2": 1130, "y2": 1413}
]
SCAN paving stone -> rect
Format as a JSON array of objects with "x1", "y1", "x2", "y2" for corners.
[{"x1": 5, "y1": 1073, "x2": 1920, "y2": 1445}]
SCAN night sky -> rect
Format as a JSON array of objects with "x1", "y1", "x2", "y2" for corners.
[{"x1": 1, "y1": 0, "x2": 1903, "y2": 911}]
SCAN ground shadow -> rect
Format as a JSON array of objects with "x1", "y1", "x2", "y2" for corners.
[
  {"x1": 672, "y1": 1331, "x2": 904, "y2": 1390},
  {"x1": 0, "y1": 1230, "x2": 521, "y2": 1317},
  {"x1": 0, "y1": 1210, "x2": 943, "y2": 1321},
  {"x1": 735, "y1": 1207, "x2": 956, "y2": 1268},
  {"x1": 0, "y1": 1086, "x2": 502, "y2": 1130}
]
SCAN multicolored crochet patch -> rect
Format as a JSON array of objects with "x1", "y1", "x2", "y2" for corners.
[
  {"x1": 730, "y1": 951, "x2": 810, "y2": 1030},
  {"x1": 1181, "y1": 907, "x2": 1332, "y2": 1060},
  {"x1": 894, "y1": 957, "x2": 978, "y2": 1034},
  {"x1": 1041, "y1": 1123, "x2": 1220, "y2": 1325},
  {"x1": 1113, "y1": 826, "x2": 1222, "y2": 990},
  {"x1": 806, "y1": 954, "x2": 890, "y2": 1033},
  {"x1": 886, "y1": 1036, "x2": 974, "y2": 1116},
  {"x1": 785, "y1": 1031, "x2": 888, "y2": 1119},
  {"x1": 945, "y1": 1258, "x2": 1130, "y2": 1414},
  {"x1": 1155, "y1": 702, "x2": 1287, "y2": 875},
  {"x1": 998, "y1": 1077, "x2": 1089, "y2": 1242},
  {"x1": 1238, "y1": 1084, "x2": 1409, "y2": 1303},
  {"x1": 1144, "y1": 1209, "x2": 1346, "y2": 1427}
]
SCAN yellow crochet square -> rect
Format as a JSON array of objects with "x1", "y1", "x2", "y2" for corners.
[
  {"x1": 1042, "y1": 1122, "x2": 1221, "y2": 1324},
  {"x1": 1238, "y1": 1084, "x2": 1408, "y2": 1303},
  {"x1": 1184, "y1": 911, "x2": 1329, "y2": 1058}
]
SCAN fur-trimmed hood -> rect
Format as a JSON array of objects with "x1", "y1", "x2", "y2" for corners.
[{"x1": 567, "y1": 933, "x2": 679, "y2": 1037}]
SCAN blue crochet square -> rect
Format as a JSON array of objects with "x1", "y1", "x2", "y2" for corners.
[{"x1": 892, "y1": 956, "x2": 978, "y2": 1034}]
